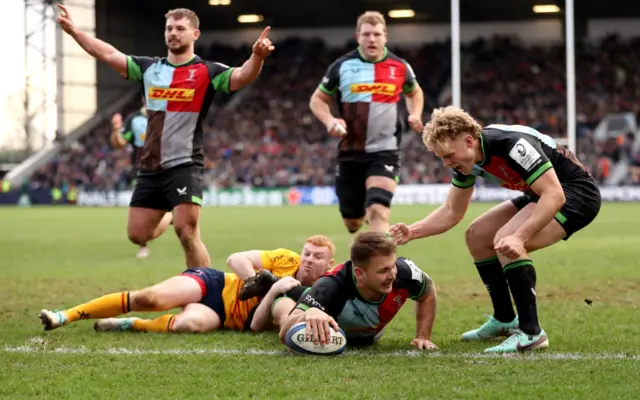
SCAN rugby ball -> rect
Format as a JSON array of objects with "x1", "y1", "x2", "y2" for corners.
[{"x1": 285, "y1": 322, "x2": 347, "y2": 356}]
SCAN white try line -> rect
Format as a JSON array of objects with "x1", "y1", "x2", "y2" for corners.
[{"x1": 3, "y1": 345, "x2": 639, "y2": 361}]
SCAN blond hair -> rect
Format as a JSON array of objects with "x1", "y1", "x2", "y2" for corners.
[
  {"x1": 306, "y1": 235, "x2": 336, "y2": 261},
  {"x1": 422, "y1": 106, "x2": 483, "y2": 151},
  {"x1": 350, "y1": 231, "x2": 396, "y2": 269},
  {"x1": 356, "y1": 11, "x2": 386, "y2": 33},
  {"x1": 165, "y1": 8, "x2": 200, "y2": 30}
]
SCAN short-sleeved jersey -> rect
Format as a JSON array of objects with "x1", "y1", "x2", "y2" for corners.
[
  {"x1": 318, "y1": 48, "x2": 417, "y2": 160},
  {"x1": 126, "y1": 55, "x2": 234, "y2": 172},
  {"x1": 451, "y1": 124, "x2": 592, "y2": 193},
  {"x1": 119, "y1": 110, "x2": 147, "y2": 169},
  {"x1": 295, "y1": 257, "x2": 428, "y2": 345},
  {"x1": 221, "y1": 248, "x2": 300, "y2": 330}
]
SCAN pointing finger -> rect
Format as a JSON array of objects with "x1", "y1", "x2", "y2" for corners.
[{"x1": 258, "y1": 26, "x2": 271, "y2": 40}]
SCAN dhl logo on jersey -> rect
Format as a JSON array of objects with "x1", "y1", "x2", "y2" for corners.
[
  {"x1": 148, "y1": 87, "x2": 195, "y2": 102},
  {"x1": 350, "y1": 83, "x2": 396, "y2": 95}
]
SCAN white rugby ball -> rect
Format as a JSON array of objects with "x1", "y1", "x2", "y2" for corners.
[{"x1": 285, "y1": 322, "x2": 347, "y2": 356}]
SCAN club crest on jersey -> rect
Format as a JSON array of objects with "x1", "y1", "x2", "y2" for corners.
[
  {"x1": 187, "y1": 69, "x2": 197, "y2": 81},
  {"x1": 350, "y1": 83, "x2": 396, "y2": 95},
  {"x1": 148, "y1": 87, "x2": 195, "y2": 102},
  {"x1": 389, "y1": 66, "x2": 396, "y2": 80}
]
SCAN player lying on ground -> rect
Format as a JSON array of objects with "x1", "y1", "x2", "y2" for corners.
[
  {"x1": 39, "y1": 236, "x2": 335, "y2": 333},
  {"x1": 390, "y1": 106, "x2": 601, "y2": 353},
  {"x1": 275, "y1": 231, "x2": 437, "y2": 350}
]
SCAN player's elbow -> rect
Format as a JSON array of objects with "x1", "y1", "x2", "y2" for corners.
[
  {"x1": 225, "y1": 253, "x2": 240, "y2": 268},
  {"x1": 278, "y1": 323, "x2": 289, "y2": 344}
]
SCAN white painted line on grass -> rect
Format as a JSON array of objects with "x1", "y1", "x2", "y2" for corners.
[{"x1": 3, "y1": 345, "x2": 639, "y2": 361}]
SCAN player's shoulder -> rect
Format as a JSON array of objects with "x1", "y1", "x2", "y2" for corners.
[
  {"x1": 329, "y1": 49, "x2": 360, "y2": 68},
  {"x1": 386, "y1": 50, "x2": 410, "y2": 65},
  {"x1": 322, "y1": 261, "x2": 352, "y2": 280},
  {"x1": 395, "y1": 257, "x2": 427, "y2": 282},
  {"x1": 482, "y1": 124, "x2": 530, "y2": 149}
]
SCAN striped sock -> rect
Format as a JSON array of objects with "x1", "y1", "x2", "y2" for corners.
[
  {"x1": 131, "y1": 314, "x2": 176, "y2": 333},
  {"x1": 63, "y1": 292, "x2": 130, "y2": 323}
]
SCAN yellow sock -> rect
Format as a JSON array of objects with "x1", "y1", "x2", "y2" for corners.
[
  {"x1": 64, "y1": 292, "x2": 130, "y2": 323},
  {"x1": 131, "y1": 314, "x2": 176, "y2": 333}
]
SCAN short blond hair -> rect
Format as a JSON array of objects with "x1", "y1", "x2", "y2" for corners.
[
  {"x1": 356, "y1": 11, "x2": 386, "y2": 33},
  {"x1": 165, "y1": 8, "x2": 200, "y2": 30},
  {"x1": 306, "y1": 235, "x2": 336, "y2": 261},
  {"x1": 422, "y1": 106, "x2": 483, "y2": 151}
]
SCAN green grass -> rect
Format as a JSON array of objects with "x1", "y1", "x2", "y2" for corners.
[{"x1": 0, "y1": 204, "x2": 639, "y2": 399}]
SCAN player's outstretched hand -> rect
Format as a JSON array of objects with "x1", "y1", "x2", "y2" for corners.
[
  {"x1": 326, "y1": 118, "x2": 347, "y2": 137},
  {"x1": 272, "y1": 276, "x2": 300, "y2": 294},
  {"x1": 252, "y1": 26, "x2": 275, "y2": 59},
  {"x1": 305, "y1": 307, "x2": 339, "y2": 346},
  {"x1": 410, "y1": 337, "x2": 437, "y2": 350},
  {"x1": 494, "y1": 234, "x2": 525, "y2": 260},
  {"x1": 408, "y1": 114, "x2": 423, "y2": 133},
  {"x1": 56, "y1": 4, "x2": 76, "y2": 35},
  {"x1": 389, "y1": 223, "x2": 411, "y2": 245}
]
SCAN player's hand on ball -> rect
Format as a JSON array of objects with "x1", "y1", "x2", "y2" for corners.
[
  {"x1": 326, "y1": 118, "x2": 347, "y2": 137},
  {"x1": 252, "y1": 26, "x2": 275, "y2": 59},
  {"x1": 494, "y1": 235, "x2": 525, "y2": 260},
  {"x1": 389, "y1": 223, "x2": 411, "y2": 245},
  {"x1": 408, "y1": 114, "x2": 423, "y2": 133},
  {"x1": 56, "y1": 4, "x2": 76, "y2": 35},
  {"x1": 305, "y1": 308, "x2": 339, "y2": 346},
  {"x1": 272, "y1": 276, "x2": 300, "y2": 294},
  {"x1": 410, "y1": 337, "x2": 437, "y2": 350}
]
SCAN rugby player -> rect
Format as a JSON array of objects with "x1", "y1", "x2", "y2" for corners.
[
  {"x1": 390, "y1": 106, "x2": 601, "y2": 353},
  {"x1": 309, "y1": 11, "x2": 424, "y2": 234},
  {"x1": 56, "y1": 4, "x2": 274, "y2": 267},
  {"x1": 278, "y1": 231, "x2": 438, "y2": 350},
  {"x1": 110, "y1": 106, "x2": 172, "y2": 259},
  {"x1": 39, "y1": 236, "x2": 335, "y2": 334}
]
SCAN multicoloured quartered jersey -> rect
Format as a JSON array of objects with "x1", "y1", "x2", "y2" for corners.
[
  {"x1": 452, "y1": 124, "x2": 591, "y2": 193},
  {"x1": 126, "y1": 55, "x2": 233, "y2": 172},
  {"x1": 318, "y1": 48, "x2": 417, "y2": 160},
  {"x1": 295, "y1": 257, "x2": 428, "y2": 345}
]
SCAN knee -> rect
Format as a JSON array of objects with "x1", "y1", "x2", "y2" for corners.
[
  {"x1": 127, "y1": 227, "x2": 149, "y2": 246},
  {"x1": 464, "y1": 223, "x2": 480, "y2": 248},
  {"x1": 172, "y1": 315, "x2": 215, "y2": 333},
  {"x1": 131, "y1": 289, "x2": 162, "y2": 310},
  {"x1": 344, "y1": 219, "x2": 364, "y2": 233},
  {"x1": 174, "y1": 222, "x2": 196, "y2": 245}
]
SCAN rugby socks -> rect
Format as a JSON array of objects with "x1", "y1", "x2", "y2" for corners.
[
  {"x1": 503, "y1": 260, "x2": 541, "y2": 335},
  {"x1": 63, "y1": 292, "x2": 130, "y2": 322},
  {"x1": 475, "y1": 257, "x2": 516, "y2": 323},
  {"x1": 132, "y1": 314, "x2": 176, "y2": 333}
]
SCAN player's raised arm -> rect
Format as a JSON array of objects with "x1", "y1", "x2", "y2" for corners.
[
  {"x1": 391, "y1": 184, "x2": 473, "y2": 245},
  {"x1": 56, "y1": 4, "x2": 127, "y2": 77},
  {"x1": 225, "y1": 250, "x2": 263, "y2": 280},
  {"x1": 229, "y1": 27, "x2": 275, "y2": 92}
]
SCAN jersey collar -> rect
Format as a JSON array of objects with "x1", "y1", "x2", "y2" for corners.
[
  {"x1": 356, "y1": 46, "x2": 389, "y2": 63},
  {"x1": 165, "y1": 55, "x2": 199, "y2": 67}
]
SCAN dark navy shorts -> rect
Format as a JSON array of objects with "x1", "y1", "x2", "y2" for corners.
[{"x1": 180, "y1": 267, "x2": 227, "y2": 323}]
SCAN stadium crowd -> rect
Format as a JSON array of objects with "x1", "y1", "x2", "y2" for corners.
[{"x1": 28, "y1": 34, "x2": 640, "y2": 194}]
